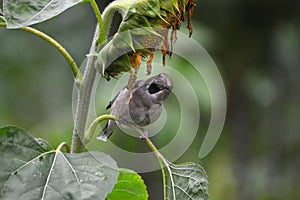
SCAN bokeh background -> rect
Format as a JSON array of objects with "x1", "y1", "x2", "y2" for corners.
[{"x1": 1, "y1": 0, "x2": 300, "y2": 199}]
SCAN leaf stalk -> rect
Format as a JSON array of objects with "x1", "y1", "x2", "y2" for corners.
[
  {"x1": 90, "y1": 0, "x2": 106, "y2": 44},
  {"x1": 144, "y1": 138, "x2": 171, "y2": 200},
  {"x1": 56, "y1": 142, "x2": 71, "y2": 153},
  {"x1": 84, "y1": 115, "x2": 116, "y2": 144}
]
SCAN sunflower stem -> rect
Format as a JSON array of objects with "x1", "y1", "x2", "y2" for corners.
[{"x1": 71, "y1": 0, "x2": 107, "y2": 153}]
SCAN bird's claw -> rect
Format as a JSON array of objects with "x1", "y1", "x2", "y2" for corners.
[{"x1": 139, "y1": 131, "x2": 148, "y2": 140}]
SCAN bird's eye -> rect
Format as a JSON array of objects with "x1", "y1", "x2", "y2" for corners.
[{"x1": 148, "y1": 83, "x2": 161, "y2": 94}]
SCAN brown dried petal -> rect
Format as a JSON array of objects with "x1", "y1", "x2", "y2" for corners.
[
  {"x1": 146, "y1": 52, "x2": 154, "y2": 75},
  {"x1": 187, "y1": 0, "x2": 195, "y2": 37}
]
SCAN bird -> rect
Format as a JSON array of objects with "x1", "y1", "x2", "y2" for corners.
[{"x1": 97, "y1": 73, "x2": 173, "y2": 141}]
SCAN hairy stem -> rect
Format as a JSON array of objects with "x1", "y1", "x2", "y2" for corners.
[
  {"x1": 71, "y1": 26, "x2": 99, "y2": 153},
  {"x1": 71, "y1": 1, "x2": 107, "y2": 153},
  {"x1": 0, "y1": 22, "x2": 82, "y2": 85}
]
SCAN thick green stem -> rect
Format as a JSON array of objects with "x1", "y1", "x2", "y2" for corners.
[
  {"x1": 71, "y1": 1, "x2": 135, "y2": 152},
  {"x1": 0, "y1": 22, "x2": 82, "y2": 85},
  {"x1": 71, "y1": 1, "x2": 106, "y2": 153},
  {"x1": 71, "y1": 0, "x2": 106, "y2": 153},
  {"x1": 71, "y1": 1, "x2": 127, "y2": 151},
  {"x1": 71, "y1": 28, "x2": 98, "y2": 152}
]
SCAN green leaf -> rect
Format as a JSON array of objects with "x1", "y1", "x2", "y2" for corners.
[
  {"x1": 164, "y1": 162, "x2": 209, "y2": 200},
  {"x1": 34, "y1": 137, "x2": 53, "y2": 151},
  {"x1": 3, "y1": 0, "x2": 85, "y2": 28},
  {"x1": 0, "y1": 126, "x2": 118, "y2": 200},
  {"x1": 106, "y1": 168, "x2": 148, "y2": 200}
]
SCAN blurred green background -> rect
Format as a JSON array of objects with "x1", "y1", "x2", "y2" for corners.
[{"x1": 1, "y1": 0, "x2": 300, "y2": 199}]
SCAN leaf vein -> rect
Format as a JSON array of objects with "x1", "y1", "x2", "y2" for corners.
[
  {"x1": 41, "y1": 150, "x2": 58, "y2": 200},
  {"x1": 58, "y1": 152, "x2": 82, "y2": 194},
  {"x1": 170, "y1": 171, "x2": 205, "y2": 184},
  {"x1": 174, "y1": 185, "x2": 195, "y2": 200},
  {"x1": 26, "y1": 0, "x2": 56, "y2": 24},
  {"x1": 112, "y1": 188, "x2": 140, "y2": 197},
  {"x1": 0, "y1": 151, "x2": 55, "y2": 195}
]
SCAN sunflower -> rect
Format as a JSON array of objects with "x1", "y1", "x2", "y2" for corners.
[{"x1": 98, "y1": 0, "x2": 195, "y2": 92}]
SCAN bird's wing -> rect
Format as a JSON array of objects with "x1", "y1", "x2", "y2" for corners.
[
  {"x1": 106, "y1": 80, "x2": 144, "y2": 110},
  {"x1": 106, "y1": 91, "x2": 120, "y2": 110}
]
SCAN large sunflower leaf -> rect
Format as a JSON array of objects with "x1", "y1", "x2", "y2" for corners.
[
  {"x1": 3, "y1": 0, "x2": 86, "y2": 28},
  {"x1": 0, "y1": 126, "x2": 118, "y2": 200}
]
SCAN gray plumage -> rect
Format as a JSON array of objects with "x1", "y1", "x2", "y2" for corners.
[{"x1": 97, "y1": 73, "x2": 173, "y2": 141}]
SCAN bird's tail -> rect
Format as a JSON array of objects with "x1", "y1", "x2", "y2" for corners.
[{"x1": 97, "y1": 120, "x2": 115, "y2": 142}]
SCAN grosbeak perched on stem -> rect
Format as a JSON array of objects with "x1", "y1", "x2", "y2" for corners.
[{"x1": 97, "y1": 73, "x2": 173, "y2": 141}]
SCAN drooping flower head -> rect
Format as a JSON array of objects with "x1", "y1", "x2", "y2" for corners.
[{"x1": 98, "y1": 0, "x2": 195, "y2": 91}]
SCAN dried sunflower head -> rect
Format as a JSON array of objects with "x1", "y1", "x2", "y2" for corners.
[{"x1": 97, "y1": 0, "x2": 195, "y2": 91}]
